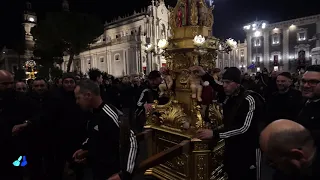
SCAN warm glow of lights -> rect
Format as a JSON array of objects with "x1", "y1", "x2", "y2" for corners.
[
  {"x1": 289, "y1": 55, "x2": 294, "y2": 59},
  {"x1": 262, "y1": 23, "x2": 266, "y2": 29},
  {"x1": 254, "y1": 31, "x2": 261, "y2": 37},
  {"x1": 257, "y1": 67, "x2": 261, "y2": 72},
  {"x1": 252, "y1": 24, "x2": 257, "y2": 27},
  {"x1": 289, "y1": 24, "x2": 296, "y2": 30},
  {"x1": 29, "y1": 17, "x2": 35, "y2": 22},
  {"x1": 193, "y1": 35, "x2": 206, "y2": 46},
  {"x1": 226, "y1": 38, "x2": 237, "y2": 49},
  {"x1": 243, "y1": 25, "x2": 251, "y2": 30},
  {"x1": 157, "y1": 39, "x2": 169, "y2": 49},
  {"x1": 273, "y1": 28, "x2": 279, "y2": 31},
  {"x1": 145, "y1": 44, "x2": 154, "y2": 52},
  {"x1": 274, "y1": 66, "x2": 279, "y2": 71}
]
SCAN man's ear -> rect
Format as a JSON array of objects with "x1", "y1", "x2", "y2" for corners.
[
  {"x1": 84, "y1": 91, "x2": 92, "y2": 98},
  {"x1": 288, "y1": 148, "x2": 306, "y2": 169}
]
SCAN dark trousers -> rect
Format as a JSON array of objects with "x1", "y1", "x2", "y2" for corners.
[{"x1": 27, "y1": 151, "x2": 45, "y2": 180}]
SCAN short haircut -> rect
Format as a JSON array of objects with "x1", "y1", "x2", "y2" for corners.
[
  {"x1": 306, "y1": 65, "x2": 320, "y2": 73},
  {"x1": 34, "y1": 77, "x2": 46, "y2": 82},
  {"x1": 88, "y1": 68, "x2": 102, "y2": 81},
  {"x1": 268, "y1": 128, "x2": 314, "y2": 155},
  {"x1": 78, "y1": 79, "x2": 100, "y2": 96},
  {"x1": 148, "y1": 70, "x2": 161, "y2": 80}
]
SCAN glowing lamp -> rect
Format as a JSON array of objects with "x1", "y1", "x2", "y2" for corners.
[
  {"x1": 254, "y1": 31, "x2": 261, "y2": 37},
  {"x1": 29, "y1": 17, "x2": 35, "y2": 22},
  {"x1": 145, "y1": 44, "x2": 154, "y2": 52},
  {"x1": 193, "y1": 35, "x2": 206, "y2": 47},
  {"x1": 226, "y1": 38, "x2": 237, "y2": 49},
  {"x1": 158, "y1": 39, "x2": 169, "y2": 49}
]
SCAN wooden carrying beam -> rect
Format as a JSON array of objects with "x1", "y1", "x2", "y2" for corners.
[
  {"x1": 135, "y1": 140, "x2": 190, "y2": 174},
  {"x1": 135, "y1": 129, "x2": 153, "y2": 143}
]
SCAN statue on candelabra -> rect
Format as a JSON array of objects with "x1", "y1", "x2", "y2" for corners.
[
  {"x1": 159, "y1": 67, "x2": 174, "y2": 97},
  {"x1": 188, "y1": 70, "x2": 203, "y2": 102}
]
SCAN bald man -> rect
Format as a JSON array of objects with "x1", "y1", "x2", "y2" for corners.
[
  {"x1": 0, "y1": 70, "x2": 14, "y2": 92},
  {"x1": 0, "y1": 70, "x2": 38, "y2": 179},
  {"x1": 260, "y1": 119, "x2": 320, "y2": 179}
]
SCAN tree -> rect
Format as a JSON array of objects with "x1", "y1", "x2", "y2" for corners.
[{"x1": 31, "y1": 11, "x2": 103, "y2": 72}]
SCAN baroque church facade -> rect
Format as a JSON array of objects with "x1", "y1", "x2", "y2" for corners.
[
  {"x1": 61, "y1": 0, "x2": 170, "y2": 77},
  {"x1": 0, "y1": 2, "x2": 36, "y2": 72}
]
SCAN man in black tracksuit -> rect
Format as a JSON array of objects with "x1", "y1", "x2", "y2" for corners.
[
  {"x1": 194, "y1": 66, "x2": 265, "y2": 180},
  {"x1": 135, "y1": 71, "x2": 163, "y2": 132},
  {"x1": 73, "y1": 80, "x2": 137, "y2": 180}
]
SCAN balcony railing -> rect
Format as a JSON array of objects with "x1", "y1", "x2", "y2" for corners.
[{"x1": 110, "y1": 35, "x2": 140, "y2": 45}]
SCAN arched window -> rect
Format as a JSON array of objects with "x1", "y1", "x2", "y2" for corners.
[{"x1": 114, "y1": 54, "x2": 120, "y2": 61}]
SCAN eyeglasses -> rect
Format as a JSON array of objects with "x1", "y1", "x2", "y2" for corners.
[{"x1": 301, "y1": 79, "x2": 320, "y2": 86}]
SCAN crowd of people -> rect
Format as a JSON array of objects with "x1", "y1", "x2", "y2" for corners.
[{"x1": 0, "y1": 64, "x2": 319, "y2": 180}]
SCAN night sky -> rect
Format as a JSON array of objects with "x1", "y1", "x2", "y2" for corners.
[{"x1": 0, "y1": 0, "x2": 319, "y2": 48}]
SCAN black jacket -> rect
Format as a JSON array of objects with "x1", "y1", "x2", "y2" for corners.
[
  {"x1": 267, "y1": 88, "x2": 303, "y2": 123},
  {"x1": 82, "y1": 103, "x2": 137, "y2": 180},
  {"x1": 296, "y1": 99, "x2": 320, "y2": 147},
  {"x1": 203, "y1": 73, "x2": 265, "y2": 173}
]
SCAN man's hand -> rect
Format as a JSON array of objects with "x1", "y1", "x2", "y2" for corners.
[
  {"x1": 189, "y1": 66, "x2": 206, "y2": 76},
  {"x1": 196, "y1": 129, "x2": 214, "y2": 140},
  {"x1": 12, "y1": 123, "x2": 28, "y2": 136},
  {"x1": 72, "y1": 149, "x2": 88, "y2": 163},
  {"x1": 108, "y1": 173, "x2": 121, "y2": 180},
  {"x1": 144, "y1": 103, "x2": 153, "y2": 112}
]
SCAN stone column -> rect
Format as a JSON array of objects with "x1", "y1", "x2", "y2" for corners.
[
  {"x1": 263, "y1": 31, "x2": 270, "y2": 71},
  {"x1": 246, "y1": 35, "x2": 252, "y2": 66},
  {"x1": 283, "y1": 27, "x2": 290, "y2": 71},
  {"x1": 107, "y1": 50, "x2": 112, "y2": 74},
  {"x1": 316, "y1": 21, "x2": 320, "y2": 47}
]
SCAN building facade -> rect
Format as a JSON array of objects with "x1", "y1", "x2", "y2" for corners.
[
  {"x1": 62, "y1": 0, "x2": 170, "y2": 77},
  {"x1": 243, "y1": 14, "x2": 320, "y2": 72},
  {"x1": 216, "y1": 40, "x2": 248, "y2": 72},
  {"x1": 0, "y1": 2, "x2": 36, "y2": 72}
]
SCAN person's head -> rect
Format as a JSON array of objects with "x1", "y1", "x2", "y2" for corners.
[
  {"x1": 301, "y1": 65, "x2": 320, "y2": 100},
  {"x1": 0, "y1": 70, "x2": 14, "y2": 93},
  {"x1": 32, "y1": 78, "x2": 48, "y2": 94},
  {"x1": 148, "y1": 70, "x2": 162, "y2": 89},
  {"x1": 74, "y1": 80, "x2": 101, "y2": 110},
  {"x1": 260, "y1": 120, "x2": 316, "y2": 175},
  {"x1": 55, "y1": 78, "x2": 62, "y2": 87},
  {"x1": 75, "y1": 75, "x2": 81, "y2": 84},
  {"x1": 88, "y1": 69, "x2": 103, "y2": 85},
  {"x1": 122, "y1": 76, "x2": 130, "y2": 84},
  {"x1": 15, "y1": 81, "x2": 27, "y2": 93},
  {"x1": 222, "y1": 67, "x2": 241, "y2": 95},
  {"x1": 62, "y1": 73, "x2": 76, "y2": 92},
  {"x1": 271, "y1": 71, "x2": 278, "y2": 78},
  {"x1": 277, "y1": 72, "x2": 292, "y2": 92},
  {"x1": 243, "y1": 73, "x2": 250, "y2": 80}
]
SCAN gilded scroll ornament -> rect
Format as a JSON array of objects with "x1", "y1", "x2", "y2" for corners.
[{"x1": 190, "y1": 0, "x2": 198, "y2": 25}]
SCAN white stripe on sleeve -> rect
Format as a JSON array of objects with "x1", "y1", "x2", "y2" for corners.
[{"x1": 219, "y1": 95, "x2": 255, "y2": 139}]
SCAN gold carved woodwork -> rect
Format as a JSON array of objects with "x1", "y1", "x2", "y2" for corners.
[
  {"x1": 145, "y1": 129, "x2": 226, "y2": 180},
  {"x1": 145, "y1": 0, "x2": 226, "y2": 179},
  {"x1": 190, "y1": 0, "x2": 198, "y2": 26}
]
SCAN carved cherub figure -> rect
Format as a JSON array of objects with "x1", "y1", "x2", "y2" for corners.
[
  {"x1": 188, "y1": 70, "x2": 203, "y2": 102},
  {"x1": 159, "y1": 67, "x2": 173, "y2": 96}
]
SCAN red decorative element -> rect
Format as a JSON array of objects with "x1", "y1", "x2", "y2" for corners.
[
  {"x1": 143, "y1": 67, "x2": 146, "y2": 71},
  {"x1": 177, "y1": 8, "x2": 182, "y2": 27},
  {"x1": 162, "y1": 63, "x2": 166, "y2": 67}
]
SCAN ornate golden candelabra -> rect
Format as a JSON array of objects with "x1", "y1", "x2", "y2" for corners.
[{"x1": 143, "y1": 0, "x2": 232, "y2": 179}]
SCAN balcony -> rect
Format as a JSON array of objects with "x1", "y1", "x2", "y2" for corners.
[{"x1": 110, "y1": 35, "x2": 140, "y2": 45}]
